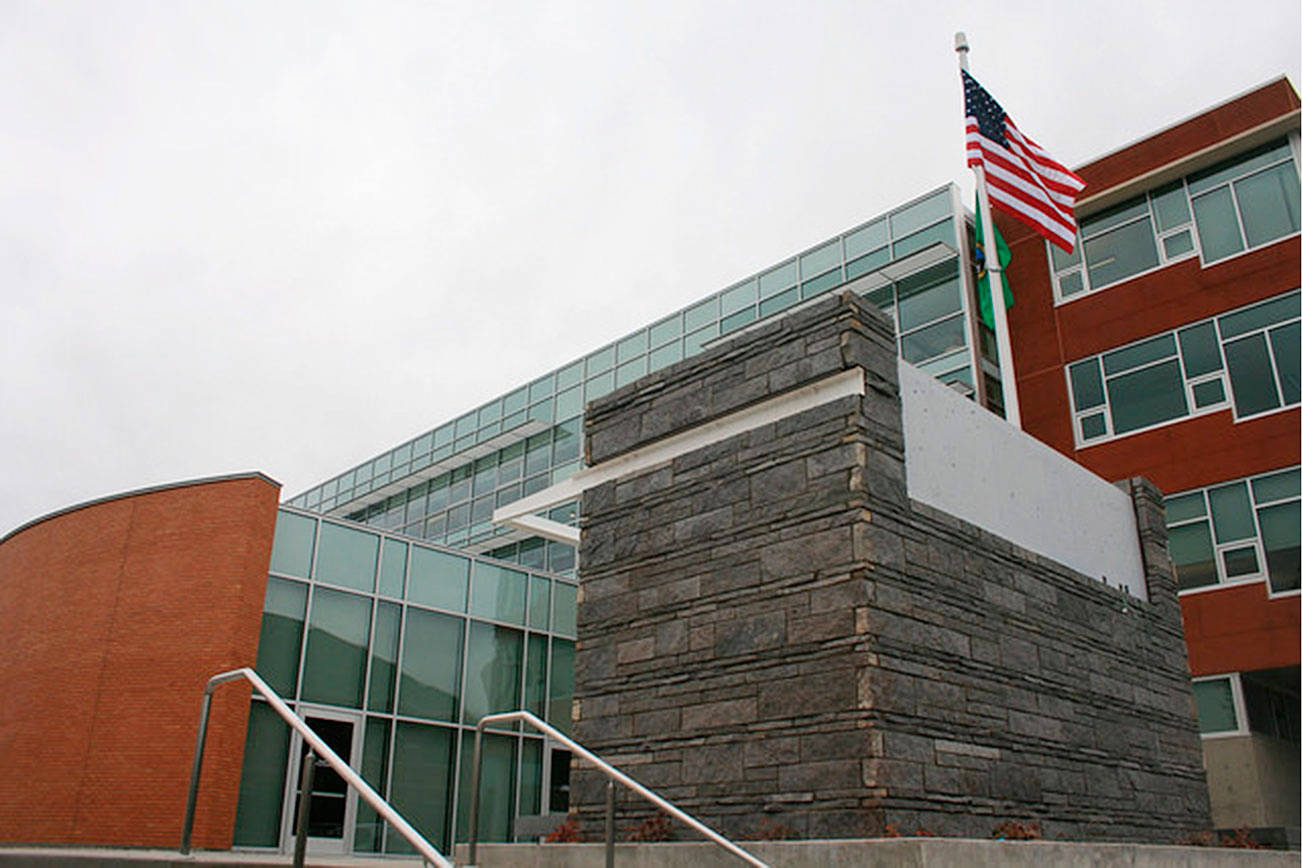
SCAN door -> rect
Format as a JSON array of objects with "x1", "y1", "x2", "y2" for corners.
[{"x1": 284, "y1": 709, "x2": 363, "y2": 854}]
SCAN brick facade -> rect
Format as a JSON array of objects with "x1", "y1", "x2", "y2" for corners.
[
  {"x1": 574, "y1": 292, "x2": 1209, "y2": 841},
  {"x1": 0, "y1": 474, "x2": 280, "y2": 849}
]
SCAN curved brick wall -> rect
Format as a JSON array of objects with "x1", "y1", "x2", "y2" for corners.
[{"x1": 0, "y1": 473, "x2": 279, "y2": 849}]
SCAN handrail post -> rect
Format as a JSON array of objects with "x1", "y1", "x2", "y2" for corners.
[
  {"x1": 292, "y1": 750, "x2": 316, "y2": 868},
  {"x1": 179, "y1": 690, "x2": 215, "y2": 855},
  {"x1": 604, "y1": 778, "x2": 616, "y2": 868},
  {"x1": 466, "y1": 723, "x2": 486, "y2": 866}
]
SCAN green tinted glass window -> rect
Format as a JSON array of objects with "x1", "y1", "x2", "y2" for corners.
[
  {"x1": 1103, "y1": 333, "x2": 1177, "y2": 376},
  {"x1": 1150, "y1": 181, "x2": 1191, "y2": 231},
  {"x1": 525, "y1": 633, "x2": 548, "y2": 717},
  {"x1": 554, "y1": 386, "x2": 583, "y2": 421},
  {"x1": 586, "y1": 370, "x2": 614, "y2": 400},
  {"x1": 368, "y1": 601, "x2": 401, "y2": 713},
  {"x1": 471, "y1": 562, "x2": 527, "y2": 625},
  {"x1": 1208, "y1": 482, "x2": 1255, "y2": 543},
  {"x1": 409, "y1": 547, "x2": 469, "y2": 612},
  {"x1": 388, "y1": 722, "x2": 454, "y2": 853},
  {"x1": 617, "y1": 331, "x2": 647, "y2": 362},
  {"x1": 270, "y1": 511, "x2": 316, "y2": 578},
  {"x1": 549, "y1": 640, "x2": 576, "y2": 735},
  {"x1": 316, "y1": 523, "x2": 379, "y2": 592},
  {"x1": 759, "y1": 261, "x2": 797, "y2": 297},
  {"x1": 759, "y1": 286, "x2": 800, "y2": 318},
  {"x1": 378, "y1": 539, "x2": 407, "y2": 598},
  {"x1": 1218, "y1": 292, "x2": 1300, "y2": 339},
  {"x1": 257, "y1": 577, "x2": 308, "y2": 696},
  {"x1": 1259, "y1": 500, "x2": 1301, "y2": 593},
  {"x1": 520, "y1": 738, "x2": 543, "y2": 817},
  {"x1": 893, "y1": 219, "x2": 954, "y2": 258},
  {"x1": 353, "y1": 718, "x2": 390, "y2": 852},
  {"x1": 1106, "y1": 359, "x2": 1187, "y2": 434},
  {"x1": 587, "y1": 345, "x2": 615, "y2": 375},
  {"x1": 1177, "y1": 322, "x2": 1223, "y2": 378},
  {"x1": 1271, "y1": 322, "x2": 1301, "y2": 405},
  {"x1": 1187, "y1": 140, "x2": 1294, "y2": 195},
  {"x1": 1224, "y1": 334, "x2": 1281, "y2": 416},
  {"x1": 648, "y1": 341, "x2": 682, "y2": 372},
  {"x1": 684, "y1": 324, "x2": 719, "y2": 357},
  {"x1": 397, "y1": 608, "x2": 463, "y2": 721},
  {"x1": 684, "y1": 298, "x2": 717, "y2": 331},
  {"x1": 720, "y1": 280, "x2": 757, "y2": 316},
  {"x1": 1164, "y1": 492, "x2": 1207, "y2": 523},
  {"x1": 1169, "y1": 522, "x2": 1217, "y2": 591},
  {"x1": 615, "y1": 357, "x2": 647, "y2": 388},
  {"x1": 301, "y1": 587, "x2": 371, "y2": 708},
  {"x1": 846, "y1": 247, "x2": 890, "y2": 280},
  {"x1": 649, "y1": 315, "x2": 682, "y2": 347},
  {"x1": 896, "y1": 267, "x2": 961, "y2": 332},
  {"x1": 233, "y1": 701, "x2": 291, "y2": 846},
  {"x1": 553, "y1": 582, "x2": 578, "y2": 637},
  {"x1": 1192, "y1": 679, "x2": 1238, "y2": 733},
  {"x1": 556, "y1": 360, "x2": 584, "y2": 390},
  {"x1": 1192, "y1": 186, "x2": 1245, "y2": 262},
  {"x1": 844, "y1": 218, "x2": 888, "y2": 259},
  {"x1": 528, "y1": 576, "x2": 550, "y2": 630},
  {"x1": 901, "y1": 315, "x2": 966, "y2": 364},
  {"x1": 1084, "y1": 217, "x2": 1159, "y2": 287},
  {"x1": 1236, "y1": 163, "x2": 1301, "y2": 247},
  {"x1": 801, "y1": 269, "x2": 844, "y2": 299},
  {"x1": 891, "y1": 190, "x2": 951, "y2": 237},
  {"x1": 502, "y1": 387, "x2": 528, "y2": 415},
  {"x1": 800, "y1": 241, "x2": 840, "y2": 278},
  {"x1": 462, "y1": 622, "x2": 524, "y2": 724},
  {"x1": 1252, "y1": 468, "x2": 1301, "y2": 503},
  {"x1": 1069, "y1": 359, "x2": 1105, "y2": 411},
  {"x1": 454, "y1": 731, "x2": 516, "y2": 844}
]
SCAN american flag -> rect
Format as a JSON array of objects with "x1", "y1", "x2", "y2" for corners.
[{"x1": 963, "y1": 70, "x2": 1085, "y2": 253}]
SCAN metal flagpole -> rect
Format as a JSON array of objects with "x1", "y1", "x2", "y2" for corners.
[{"x1": 955, "y1": 31, "x2": 1022, "y2": 429}]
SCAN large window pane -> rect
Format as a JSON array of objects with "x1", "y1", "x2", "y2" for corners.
[
  {"x1": 409, "y1": 547, "x2": 470, "y2": 612},
  {"x1": 896, "y1": 262, "x2": 961, "y2": 332},
  {"x1": 316, "y1": 523, "x2": 379, "y2": 592},
  {"x1": 388, "y1": 722, "x2": 455, "y2": 853},
  {"x1": 1218, "y1": 292, "x2": 1301, "y2": 339},
  {"x1": 893, "y1": 219, "x2": 954, "y2": 258},
  {"x1": 553, "y1": 582, "x2": 578, "y2": 637},
  {"x1": 1252, "y1": 468, "x2": 1301, "y2": 503},
  {"x1": 1106, "y1": 359, "x2": 1188, "y2": 434},
  {"x1": 233, "y1": 701, "x2": 291, "y2": 846},
  {"x1": 368, "y1": 602, "x2": 401, "y2": 713},
  {"x1": 301, "y1": 588, "x2": 371, "y2": 708},
  {"x1": 470, "y1": 562, "x2": 527, "y2": 625},
  {"x1": 1224, "y1": 333, "x2": 1282, "y2": 416},
  {"x1": 1164, "y1": 492, "x2": 1207, "y2": 523},
  {"x1": 354, "y1": 718, "x2": 391, "y2": 852},
  {"x1": 1193, "y1": 679, "x2": 1238, "y2": 733},
  {"x1": 525, "y1": 633, "x2": 548, "y2": 717},
  {"x1": 901, "y1": 315, "x2": 966, "y2": 364},
  {"x1": 1259, "y1": 501, "x2": 1301, "y2": 593},
  {"x1": 1103, "y1": 333, "x2": 1177, "y2": 376},
  {"x1": 1234, "y1": 163, "x2": 1300, "y2": 248},
  {"x1": 1151, "y1": 181, "x2": 1191, "y2": 232},
  {"x1": 1208, "y1": 482, "x2": 1255, "y2": 543},
  {"x1": 1069, "y1": 359, "x2": 1105, "y2": 411},
  {"x1": 270, "y1": 511, "x2": 316, "y2": 578},
  {"x1": 549, "y1": 640, "x2": 575, "y2": 735},
  {"x1": 1270, "y1": 322, "x2": 1300, "y2": 405},
  {"x1": 890, "y1": 190, "x2": 951, "y2": 237},
  {"x1": 1177, "y1": 322, "x2": 1223, "y2": 378},
  {"x1": 528, "y1": 576, "x2": 551, "y2": 631},
  {"x1": 1083, "y1": 217, "x2": 1158, "y2": 287},
  {"x1": 1169, "y1": 522, "x2": 1218, "y2": 590},
  {"x1": 454, "y1": 731, "x2": 517, "y2": 844},
  {"x1": 398, "y1": 608, "x2": 464, "y2": 721},
  {"x1": 462, "y1": 623, "x2": 524, "y2": 724},
  {"x1": 1192, "y1": 186, "x2": 1245, "y2": 262},
  {"x1": 257, "y1": 577, "x2": 307, "y2": 696},
  {"x1": 378, "y1": 539, "x2": 407, "y2": 598}
]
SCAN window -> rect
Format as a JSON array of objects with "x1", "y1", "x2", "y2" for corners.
[
  {"x1": 1052, "y1": 139, "x2": 1300, "y2": 300},
  {"x1": 1191, "y1": 670, "x2": 1300, "y2": 742},
  {"x1": 1192, "y1": 675, "x2": 1243, "y2": 735},
  {"x1": 1166, "y1": 466, "x2": 1300, "y2": 594},
  {"x1": 1067, "y1": 291, "x2": 1300, "y2": 445}
]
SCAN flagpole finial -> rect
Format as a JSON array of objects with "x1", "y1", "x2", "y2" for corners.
[{"x1": 954, "y1": 32, "x2": 969, "y2": 55}]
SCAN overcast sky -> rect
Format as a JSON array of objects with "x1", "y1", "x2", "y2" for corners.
[{"x1": 2, "y1": 0, "x2": 1298, "y2": 534}]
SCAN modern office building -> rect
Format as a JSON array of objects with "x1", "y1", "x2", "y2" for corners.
[
  {"x1": 0, "y1": 78, "x2": 1296, "y2": 856},
  {"x1": 999, "y1": 77, "x2": 1300, "y2": 832}
]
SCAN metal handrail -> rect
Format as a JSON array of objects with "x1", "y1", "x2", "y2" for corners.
[
  {"x1": 466, "y1": 710, "x2": 770, "y2": 868},
  {"x1": 179, "y1": 666, "x2": 454, "y2": 868}
]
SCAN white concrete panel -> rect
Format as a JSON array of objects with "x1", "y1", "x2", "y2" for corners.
[{"x1": 899, "y1": 361, "x2": 1147, "y2": 600}]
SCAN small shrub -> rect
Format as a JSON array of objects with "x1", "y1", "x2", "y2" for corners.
[
  {"x1": 544, "y1": 814, "x2": 583, "y2": 843},
  {"x1": 1219, "y1": 828, "x2": 1266, "y2": 849},
  {"x1": 992, "y1": 820, "x2": 1042, "y2": 840},
  {"x1": 624, "y1": 812, "x2": 674, "y2": 842},
  {"x1": 881, "y1": 824, "x2": 935, "y2": 838}
]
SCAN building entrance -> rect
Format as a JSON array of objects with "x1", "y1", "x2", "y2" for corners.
[{"x1": 283, "y1": 709, "x2": 363, "y2": 855}]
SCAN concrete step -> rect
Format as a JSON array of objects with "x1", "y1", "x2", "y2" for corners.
[{"x1": 3, "y1": 840, "x2": 1296, "y2": 868}]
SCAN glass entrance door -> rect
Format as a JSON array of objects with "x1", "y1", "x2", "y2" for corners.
[{"x1": 285, "y1": 711, "x2": 361, "y2": 854}]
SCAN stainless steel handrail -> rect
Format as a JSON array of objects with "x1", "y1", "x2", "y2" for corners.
[
  {"x1": 179, "y1": 666, "x2": 454, "y2": 868},
  {"x1": 465, "y1": 710, "x2": 770, "y2": 868}
]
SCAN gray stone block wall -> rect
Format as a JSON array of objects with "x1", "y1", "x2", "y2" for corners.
[{"x1": 574, "y1": 291, "x2": 1210, "y2": 842}]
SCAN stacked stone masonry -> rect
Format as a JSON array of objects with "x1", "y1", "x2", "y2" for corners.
[{"x1": 574, "y1": 291, "x2": 1210, "y2": 842}]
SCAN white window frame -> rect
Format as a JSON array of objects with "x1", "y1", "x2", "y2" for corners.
[
  {"x1": 1051, "y1": 138, "x2": 1301, "y2": 305},
  {"x1": 1170, "y1": 466, "x2": 1302, "y2": 600},
  {"x1": 1192, "y1": 673, "x2": 1249, "y2": 739},
  {"x1": 1066, "y1": 291, "x2": 1300, "y2": 449}
]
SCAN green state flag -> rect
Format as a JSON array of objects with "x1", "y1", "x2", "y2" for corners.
[{"x1": 974, "y1": 203, "x2": 1013, "y2": 330}]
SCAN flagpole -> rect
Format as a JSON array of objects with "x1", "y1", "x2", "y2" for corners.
[{"x1": 955, "y1": 31, "x2": 1022, "y2": 429}]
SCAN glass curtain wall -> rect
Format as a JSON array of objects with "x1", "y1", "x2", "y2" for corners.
[
  {"x1": 287, "y1": 185, "x2": 981, "y2": 560},
  {"x1": 233, "y1": 509, "x2": 578, "y2": 855}
]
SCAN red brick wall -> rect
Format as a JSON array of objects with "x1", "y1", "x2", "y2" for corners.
[
  {"x1": 1182, "y1": 582, "x2": 1301, "y2": 677},
  {"x1": 0, "y1": 474, "x2": 279, "y2": 849}
]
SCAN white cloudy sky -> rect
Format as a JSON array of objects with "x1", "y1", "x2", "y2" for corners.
[{"x1": 1, "y1": 0, "x2": 1298, "y2": 533}]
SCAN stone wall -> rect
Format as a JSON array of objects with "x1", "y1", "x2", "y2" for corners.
[{"x1": 574, "y1": 291, "x2": 1209, "y2": 842}]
